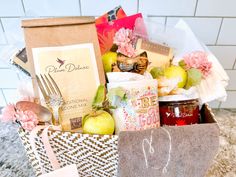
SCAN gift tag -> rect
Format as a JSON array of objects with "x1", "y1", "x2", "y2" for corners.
[{"x1": 39, "y1": 164, "x2": 79, "y2": 177}]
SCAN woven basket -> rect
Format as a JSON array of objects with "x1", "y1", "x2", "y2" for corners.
[
  {"x1": 18, "y1": 105, "x2": 219, "y2": 177},
  {"x1": 19, "y1": 129, "x2": 118, "y2": 177}
]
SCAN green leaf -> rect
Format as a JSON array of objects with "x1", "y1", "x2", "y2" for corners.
[
  {"x1": 107, "y1": 87, "x2": 126, "y2": 103},
  {"x1": 185, "y1": 68, "x2": 202, "y2": 89},
  {"x1": 92, "y1": 85, "x2": 106, "y2": 109},
  {"x1": 150, "y1": 67, "x2": 164, "y2": 79},
  {"x1": 179, "y1": 60, "x2": 187, "y2": 70}
]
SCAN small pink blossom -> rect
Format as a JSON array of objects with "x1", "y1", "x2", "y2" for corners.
[
  {"x1": 0, "y1": 104, "x2": 16, "y2": 122},
  {"x1": 117, "y1": 43, "x2": 136, "y2": 58},
  {"x1": 16, "y1": 110, "x2": 38, "y2": 131},
  {"x1": 113, "y1": 28, "x2": 136, "y2": 57},
  {"x1": 21, "y1": 121, "x2": 37, "y2": 131},
  {"x1": 183, "y1": 51, "x2": 212, "y2": 77},
  {"x1": 0, "y1": 102, "x2": 39, "y2": 131}
]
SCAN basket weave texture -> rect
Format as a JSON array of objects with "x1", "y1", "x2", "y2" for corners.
[{"x1": 19, "y1": 129, "x2": 119, "y2": 177}]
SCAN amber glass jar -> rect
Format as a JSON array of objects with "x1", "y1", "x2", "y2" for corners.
[{"x1": 159, "y1": 96, "x2": 200, "y2": 126}]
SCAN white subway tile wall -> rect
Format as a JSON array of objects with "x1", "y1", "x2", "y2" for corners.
[
  {"x1": 220, "y1": 91, "x2": 236, "y2": 108},
  {"x1": 23, "y1": 0, "x2": 80, "y2": 16},
  {"x1": 1, "y1": 18, "x2": 24, "y2": 44},
  {"x1": 207, "y1": 46, "x2": 236, "y2": 69},
  {"x1": 0, "y1": 0, "x2": 235, "y2": 108},
  {"x1": 196, "y1": 0, "x2": 236, "y2": 17},
  {"x1": 166, "y1": 17, "x2": 222, "y2": 45},
  {"x1": 2, "y1": 89, "x2": 18, "y2": 104},
  {"x1": 0, "y1": 0, "x2": 25, "y2": 17},
  {"x1": 0, "y1": 69, "x2": 19, "y2": 88},
  {"x1": 217, "y1": 18, "x2": 236, "y2": 45},
  {"x1": 0, "y1": 24, "x2": 7, "y2": 44},
  {"x1": 225, "y1": 70, "x2": 236, "y2": 91},
  {"x1": 0, "y1": 89, "x2": 6, "y2": 107},
  {"x1": 147, "y1": 17, "x2": 166, "y2": 25},
  {"x1": 0, "y1": 60, "x2": 8, "y2": 68},
  {"x1": 139, "y1": 0, "x2": 197, "y2": 16},
  {"x1": 80, "y1": 0, "x2": 137, "y2": 16}
]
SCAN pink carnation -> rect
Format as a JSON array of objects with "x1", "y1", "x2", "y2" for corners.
[
  {"x1": 183, "y1": 51, "x2": 212, "y2": 77},
  {"x1": 113, "y1": 28, "x2": 136, "y2": 57},
  {"x1": 16, "y1": 110, "x2": 38, "y2": 131},
  {"x1": 21, "y1": 121, "x2": 37, "y2": 131},
  {"x1": 0, "y1": 104, "x2": 16, "y2": 122},
  {"x1": 117, "y1": 43, "x2": 136, "y2": 58}
]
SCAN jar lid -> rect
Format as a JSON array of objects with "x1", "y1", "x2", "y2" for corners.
[{"x1": 159, "y1": 94, "x2": 199, "y2": 102}]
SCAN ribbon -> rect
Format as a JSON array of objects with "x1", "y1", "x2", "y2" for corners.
[{"x1": 29, "y1": 125, "x2": 62, "y2": 174}]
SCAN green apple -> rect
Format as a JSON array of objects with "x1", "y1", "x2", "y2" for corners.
[
  {"x1": 150, "y1": 67, "x2": 164, "y2": 79},
  {"x1": 83, "y1": 110, "x2": 115, "y2": 135},
  {"x1": 164, "y1": 65, "x2": 187, "y2": 88},
  {"x1": 102, "y1": 52, "x2": 117, "y2": 72}
]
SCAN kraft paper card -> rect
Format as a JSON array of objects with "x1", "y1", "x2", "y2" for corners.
[
  {"x1": 32, "y1": 44, "x2": 100, "y2": 132},
  {"x1": 22, "y1": 17, "x2": 105, "y2": 102}
]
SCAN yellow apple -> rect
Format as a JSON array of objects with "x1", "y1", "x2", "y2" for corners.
[
  {"x1": 83, "y1": 110, "x2": 115, "y2": 135},
  {"x1": 102, "y1": 51, "x2": 117, "y2": 72},
  {"x1": 164, "y1": 65, "x2": 187, "y2": 88}
]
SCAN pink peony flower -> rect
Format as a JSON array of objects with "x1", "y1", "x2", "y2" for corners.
[
  {"x1": 0, "y1": 104, "x2": 16, "y2": 122},
  {"x1": 113, "y1": 28, "x2": 136, "y2": 57},
  {"x1": 183, "y1": 51, "x2": 212, "y2": 77},
  {"x1": 16, "y1": 110, "x2": 38, "y2": 131}
]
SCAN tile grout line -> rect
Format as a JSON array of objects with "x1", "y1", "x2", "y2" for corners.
[
  {"x1": 137, "y1": 0, "x2": 140, "y2": 13},
  {"x1": 78, "y1": 0, "x2": 82, "y2": 16},
  {"x1": 215, "y1": 18, "x2": 224, "y2": 45},
  {"x1": 207, "y1": 44, "x2": 236, "y2": 47},
  {"x1": 0, "y1": 88, "x2": 7, "y2": 105},
  {"x1": 0, "y1": 19, "x2": 8, "y2": 44},
  {"x1": 164, "y1": 16, "x2": 167, "y2": 25},
  {"x1": 0, "y1": 67, "x2": 11, "y2": 69},
  {"x1": 224, "y1": 68, "x2": 236, "y2": 71},
  {"x1": 232, "y1": 57, "x2": 236, "y2": 69},
  {"x1": 0, "y1": 15, "x2": 235, "y2": 18},
  {"x1": 193, "y1": 0, "x2": 199, "y2": 16},
  {"x1": 20, "y1": 0, "x2": 26, "y2": 15},
  {"x1": 0, "y1": 15, "x2": 233, "y2": 19},
  {"x1": 0, "y1": 16, "x2": 22, "y2": 18},
  {"x1": 147, "y1": 15, "x2": 231, "y2": 18},
  {"x1": 0, "y1": 19, "x2": 5, "y2": 32},
  {"x1": 0, "y1": 88, "x2": 17, "y2": 90},
  {"x1": 0, "y1": 18, "x2": 5, "y2": 32}
]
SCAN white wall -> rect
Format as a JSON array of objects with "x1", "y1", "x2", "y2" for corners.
[{"x1": 0, "y1": 0, "x2": 236, "y2": 108}]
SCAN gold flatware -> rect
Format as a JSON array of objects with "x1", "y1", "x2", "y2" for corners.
[{"x1": 36, "y1": 73, "x2": 64, "y2": 126}]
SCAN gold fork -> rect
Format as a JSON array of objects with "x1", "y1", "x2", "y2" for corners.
[{"x1": 36, "y1": 73, "x2": 64, "y2": 126}]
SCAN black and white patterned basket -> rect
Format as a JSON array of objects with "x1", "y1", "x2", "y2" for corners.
[{"x1": 19, "y1": 129, "x2": 118, "y2": 177}]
